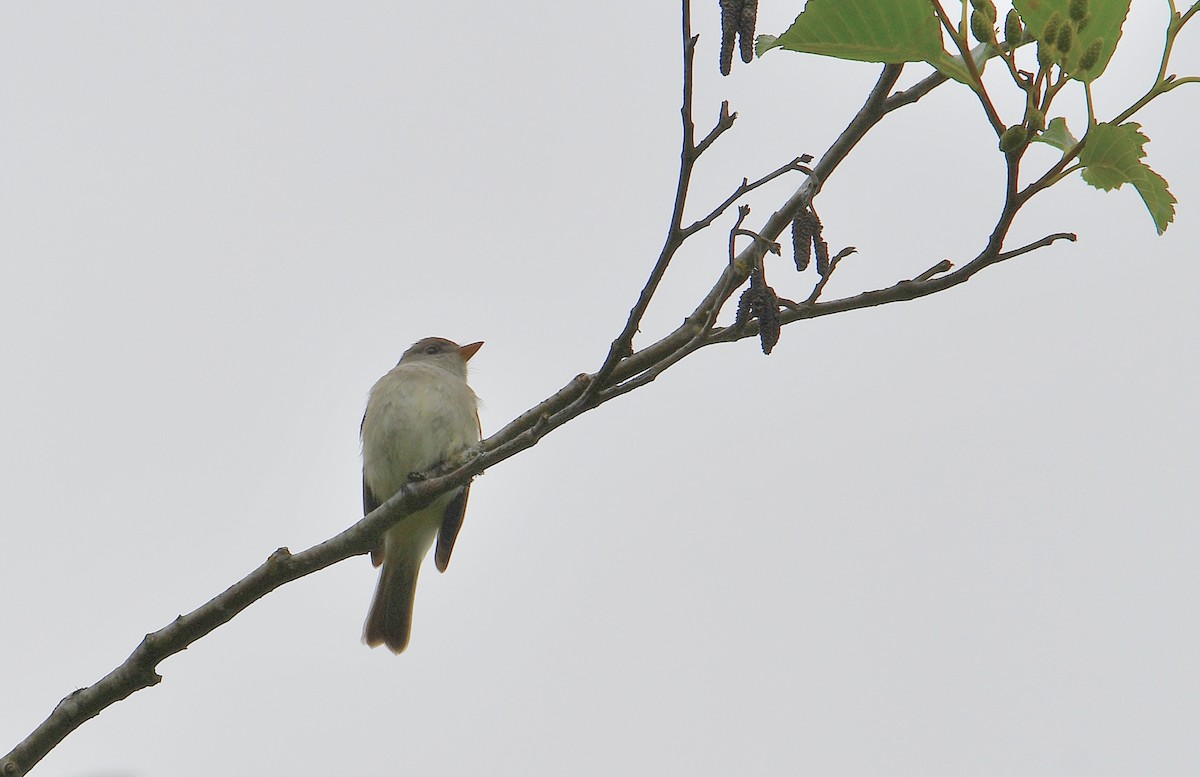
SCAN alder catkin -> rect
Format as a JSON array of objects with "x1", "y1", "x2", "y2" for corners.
[
  {"x1": 736, "y1": 269, "x2": 781, "y2": 354},
  {"x1": 719, "y1": 0, "x2": 739, "y2": 76},
  {"x1": 739, "y1": 0, "x2": 757, "y2": 64},
  {"x1": 1042, "y1": 13, "x2": 1062, "y2": 46},
  {"x1": 791, "y1": 211, "x2": 816, "y2": 271},
  {"x1": 1036, "y1": 41, "x2": 1053, "y2": 69},
  {"x1": 970, "y1": 0, "x2": 997, "y2": 23},
  {"x1": 999, "y1": 125, "x2": 1028, "y2": 152},
  {"x1": 1056, "y1": 21, "x2": 1073, "y2": 54},
  {"x1": 757, "y1": 295, "x2": 780, "y2": 354},
  {"x1": 1078, "y1": 38, "x2": 1103, "y2": 71},
  {"x1": 719, "y1": 0, "x2": 758, "y2": 74},
  {"x1": 814, "y1": 238, "x2": 831, "y2": 277},
  {"x1": 970, "y1": 11, "x2": 995, "y2": 44},
  {"x1": 1004, "y1": 10, "x2": 1023, "y2": 47}
]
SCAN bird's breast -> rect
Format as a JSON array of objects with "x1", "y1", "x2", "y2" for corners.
[{"x1": 361, "y1": 364, "x2": 480, "y2": 502}]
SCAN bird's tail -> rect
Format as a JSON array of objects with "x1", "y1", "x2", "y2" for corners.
[{"x1": 363, "y1": 558, "x2": 421, "y2": 654}]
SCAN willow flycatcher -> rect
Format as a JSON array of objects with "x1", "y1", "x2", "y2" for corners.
[{"x1": 361, "y1": 337, "x2": 482, "y2": 653}]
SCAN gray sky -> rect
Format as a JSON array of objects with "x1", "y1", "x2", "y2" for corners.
[{"x1": 2, "y1": 2, "x2": 1198, "y2": 776}]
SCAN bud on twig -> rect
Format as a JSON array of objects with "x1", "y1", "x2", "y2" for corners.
[
  {"x1": 1078, "y1": 38, "x2": 1104, "y2": 71},
  {"x1": 1004, "y1": 9, "x2": 1023, "y2": 47},
  {"x1": 1026, "y1": 108, "x2": 1045, "y2": 133},
  {"x1": 970, "y1": 11, "x2": 995, "y2": 44},
  {"x1": 1056, "y1": 22, "x2": 1073, "y2": 54},
  {"x1": 1043, "y1": 12, "x2": 1063, "y2": 46},
  {"x1": 1000, "y1": 125, "x2": 1028, "y2": 152},
  {"x1": 1036, "y1": 41, "x2": 1053, "y2": 69}
]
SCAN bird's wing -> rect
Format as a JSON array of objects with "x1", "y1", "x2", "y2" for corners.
[
  {"x1": 363, "y1": 475, "x2": 386, "y2": 568},
  {"x1": 435, "y1": 408, "x2": 481, "y2": 572},
  {"x1": 434, "y1": 484, "x2": 470, "y2": 573},
  {"x1": 361, "y1": 408, "x2": 387, "y2": 567}
]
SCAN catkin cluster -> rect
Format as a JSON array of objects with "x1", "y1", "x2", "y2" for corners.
[{"x1": 719, "y1": 0, "x2": 758, "y2": 75}]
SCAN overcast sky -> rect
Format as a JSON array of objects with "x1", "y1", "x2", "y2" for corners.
[{"x1": 2, "y1": 2, "x2": 1198, "y2": 776}]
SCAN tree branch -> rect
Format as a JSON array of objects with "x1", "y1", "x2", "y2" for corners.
[
  {"x1": 4, "y1": 30, "x2": 1051, "y2": 777},
  {"x1": 586, "y1": 0, "x2": 711, "y2": 399},
  {"x1": 706, "y1": 232, "x2": 1076, "y2": 347},
  {"x1": 683, "y1": 156, "x2": 813, "y2": 237}
]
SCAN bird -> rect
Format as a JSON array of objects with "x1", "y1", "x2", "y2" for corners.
[{"x1": 360, "y1": 337, "x2": 482, "y2": 653}]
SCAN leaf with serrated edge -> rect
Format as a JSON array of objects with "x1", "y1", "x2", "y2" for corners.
[
  {"x1": 1080, "y1": 122, "x2": 1176, "y2": 234},
  {"x1": 1012, "y1": 0, "x2": 1129, "y2": 82},
  {"x1": 762, "y1": 0, "x2": 992, "y2": 85},
  {"x1": 1126, "y1": 163, "x2": 1177, "y2": 235},
  {"x1": 755, "y1": 34, "x2": 779, "y2": 56},
  {"x1": 766, "y1": 0, "x2": 943, "y2": 63},
  {"x1": 1032, "y1": 117, "x2": 1078, "y2": 152},
  {"x1": 1080, "y1": 121, "x2": 1148, "y2": 190}
]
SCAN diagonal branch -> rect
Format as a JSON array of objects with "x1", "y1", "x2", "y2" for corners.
[
  {"x1": 706, "y1": 232, "x2": 1076, "y2": 347},
  {"x1": 4, "y1": 44, "x2": 961, "y2": 777}
]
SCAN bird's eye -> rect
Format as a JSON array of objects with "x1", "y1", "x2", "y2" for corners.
[{"x1": 424, "y1": 345, "x2": 440, "y2": 355}]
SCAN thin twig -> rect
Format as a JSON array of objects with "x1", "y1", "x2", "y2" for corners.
[
  {"x1": 695, "y1": 100, "x2": 737, "y2": 156},
  {"x1": 732, "y1": 228, "x2": 781, "y2": 255},
  {"x1": 2, "y1": 55, "x2": 961, "y2": 777},
  {"x1": 996, "y1": 232, "x2": 1076, "y2": 261},
  {"x1": 882, "y1": 41, "x2": 993, "y2": 113},
  {"x1": 803, "y1": 246, "x2": 857, "y2": 304},
  {"x1": 912, "y1": 259, "x2": 954, "y2": 282},
  {"x1": 706, "y1": 232, "x2": 1076, "y2": 347},
  {"x1": 929, "y1": 0, "x2": 1005, "y2": 134},
  {"x1": 728, "y1": 205, "x2": 752, "y2": 263},
  {"x1": 585, "y1": 0, "x2": 709, "y2": 402},
  {"x1": 683, "y1": 157, "x2": 812, "y2": 237}
]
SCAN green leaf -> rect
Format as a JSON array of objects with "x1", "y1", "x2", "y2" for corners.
[
  {"x1": 760, "y1": 0, "x2": 1000, "y2": 86},
  {"x1": 763, "y1": 0, "x2": 944, "y2": 63},
  {"x1": 1080, "y1": 122, "x2": 1148, "y2": 190},
  {"x1": 1123, "y1": 164, "x2": 1176, "y2": 235},
  {"x1": 754, "y1": 34, "x2": 779, "y2": 56},
  {"x1": 1032, "y1": 116, "x2": 1078, "y2": 152},
  {"x1": 1012, "y1": 0, "x2": 1129, "y2": 81},
  {"x1": 1079, "y1": 122, "x2": 1176, "y2": 234},
  {"x1": 927, "y1": 49, "x2": 976, "y2": 85}
]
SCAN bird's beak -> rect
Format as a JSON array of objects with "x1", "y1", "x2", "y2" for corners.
[{"x1": 458, "y1": 341, "x2": 484, "y2": 361}]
